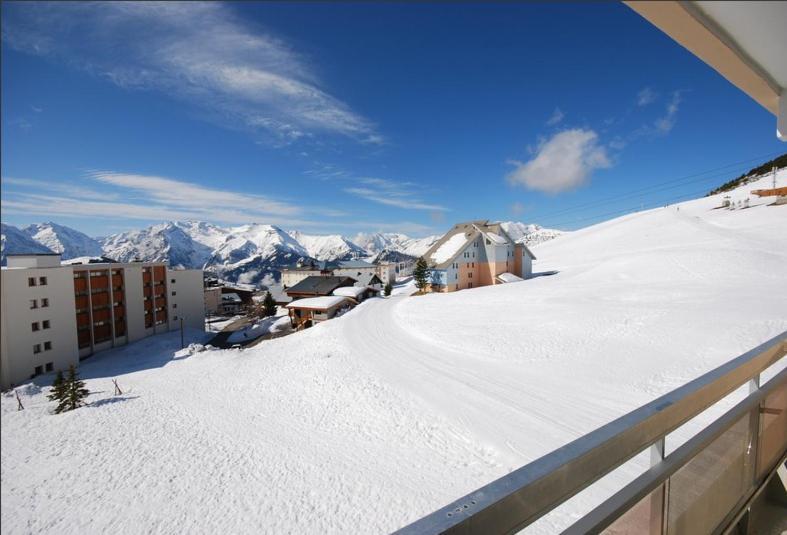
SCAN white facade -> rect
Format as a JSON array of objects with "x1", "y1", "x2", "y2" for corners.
[
  {"x1": 375, "y1": 262, "x2": 397, "y2": 285},
  {"x1": 168, "y1": 269, "x2": 206, "y2": 332},
  {"x1": 1, "y1": 254, "x2": 204, "y2": 390},
  {"x1": 280, "y1": 268, "x2": 324, "y2": 289},
  {"x1": 1, "y1": 257, "x2": 79, "y2": 391}
]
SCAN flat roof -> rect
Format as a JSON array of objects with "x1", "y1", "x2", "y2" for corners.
[{"x1": 6, "y1": 252, "x2": 60, "y2": 256}]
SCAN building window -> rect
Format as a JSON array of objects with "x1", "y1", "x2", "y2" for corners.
[
  {"x1": 45, "y1": 362, "x2": 54, "y2": 372},
  {"x1": 173, "y1": 303, "x2": 178, "y2": 309},
  {"x1": 173, "y1": 315, "x2": 178, "y2": 321},
  {"x1": 33, "y1": 344, "x2": 42, "y2": 354},
  {"x1": 34, "y1": 365, "x2": 43, "y2": 377},
  {"x1": 30, "y1": 299, "x2": 38, "y2": 309},
  {"x1": 43, "y1": 320, "x2": 51, "y2": 329},
  {"x1": 32, "y1": 322, "x2": 40, "y2": 332},
  {"x1": 171, "y1": 291, "x2": 176, "y2": 296},
  {"x1": 44, "y1": 341, "x2": 52, "y2": 351},
  {"x1": 28, "y1": 277, "x2": 37, "y2": 286},
  {"x1": 171, "y1": 278, "x2": 176, "y2": 284},
  {"x1": 41, "y1": 298, "x2": 49, "y2": 307},
  {"x1": 39, "y1": 276, "x2": 48, "y2": 285}
]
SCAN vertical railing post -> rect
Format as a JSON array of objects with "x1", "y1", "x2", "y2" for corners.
[{"x1": 649, "y1": 437, "x2": 667, "y2": 535}]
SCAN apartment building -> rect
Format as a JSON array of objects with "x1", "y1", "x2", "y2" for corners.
[
  {"x1": 1, "y1": 254, "x2": 204, "y2": 390},
  {"x1": 280, "y1": 262, "x2": 332, "y2": 289},
  {"x1": 422, "y1": 220, "x2": 536, "y2": 292}
]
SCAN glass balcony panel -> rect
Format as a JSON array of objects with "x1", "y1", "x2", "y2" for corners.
[{"x1": 667, "y1": 414, "x2": 754, "y2": 534}]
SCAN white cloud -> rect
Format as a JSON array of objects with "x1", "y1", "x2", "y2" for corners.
[
  {"x1": 510, "y1": 201, "x2": 525, "y2": 216},
  {"x1": 344, "y1": 177, "x2": 448, "y2": 211},
  {"x1": 506, "y1": 129, "x2": 612, "y2": 194},
  {"x1": 654, "y1": 91, "x2": 682, "y2": 134},
  {"x1": 1, "y1": 170, "x2": 348, "y2": 228},
  {"x1": 1, "y1": 2, "x2": 379, "y2": 144},
  {"x1": 546, "y1": 107, "x2": 565, "y2": 126},
  {"x1": 637, "y1": 87, "x2": 658, "y2": 106}
]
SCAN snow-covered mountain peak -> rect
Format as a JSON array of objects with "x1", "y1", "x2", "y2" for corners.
[{"x1": 22, "y1": 221, "x2": 102, "y2": 259}]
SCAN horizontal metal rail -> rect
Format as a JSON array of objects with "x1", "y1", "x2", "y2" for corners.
[
  {"x1": 395, "y1": 331, "x2": 786, "y2": 535},
  {"x1": 564, "y1": 366, "x2": 787, "y2": 534}
]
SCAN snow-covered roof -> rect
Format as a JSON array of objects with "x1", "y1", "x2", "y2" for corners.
[
  {"x1": 286, "y1": 296, "x2": 351, "y2": 310},
  {"x1": 430, "y1": 233, "x2": 469, "y2": 264},
  {"x1": 484, "y1": 232, "x2": 507, "y2": 245},
  {"x1": 332, "y1": 286, "x2": 369, "y2": 298},
  {"x1": 496, "y1": 272, "x2": 524, "y2": 283},
  {"x1": 61, "y1": 256, "x2": 119, "y2": 265}
]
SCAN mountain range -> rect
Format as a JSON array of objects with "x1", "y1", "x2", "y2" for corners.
[{"x1": 0, "y1": 220, "x2": 563, "y2": 285}]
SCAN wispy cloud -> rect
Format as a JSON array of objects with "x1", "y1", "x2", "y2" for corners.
[
  {"x1": 344, "y1": 177, "x2": 448, "y2": 211},
  {"x1": 506, "y1": 129, "x2": 612, "y2": 194},
  {"x1": 30, "y1": 105, "x2": 44, "y2": 113},
  {"x1": 510, "y1": 201, "x2": 525, "y2": 216},
  {"x1": 88, "y1": 171, "x2": 301, "y2": 216},
  {"x1": 1, "y1": 2, "x2": 379, "y2": 145},
  {"x1": 2, "y1": 176, "x2": 120, "y2": 201},
  {"x1": 653, "y1": 91, "x2": 682, "y2": 134},
  {"x1": 634, "y1": 90, "x2": 683, "y2": 137},
  {"x1": 1, "y1": 170, "x2": 349, "y2": 228},
  {"x1": 546, "y1": 107, "x2": 565, "y2": 126},
  {"x1": 637, "y1": 87, "x2": 658, "y2": 106}
]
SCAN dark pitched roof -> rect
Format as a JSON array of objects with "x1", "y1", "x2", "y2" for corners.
[{"x1": 285, "y1": 276, "x2": 356, "y2": 296}]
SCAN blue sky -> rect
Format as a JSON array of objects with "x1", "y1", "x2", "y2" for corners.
[{"x1": 1, "y1": 2, "x2": 783, "y2": 238}]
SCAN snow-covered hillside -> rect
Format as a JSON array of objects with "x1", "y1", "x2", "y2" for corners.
[
  {"x1": 353, "y1": 231, "x2": 440, "y2": 257},
  {"x1": 23, "y1": 222, "x2": 103, "y2": 259},
  {"x1": 500, "y1": 221, "x2": 565, "y2": 247},
  {"x1": 288, "y1": 230, "x2": 365, "y2": 261},
  {"x1": 101, "y1": 222, "x2": 214, "y2": 268},
  {"x1": 3, "y1": 172, "x2": 785, "y2": 534},
  {"x1": 0, "y1": 223, "x2": 53, "y2": 264}
]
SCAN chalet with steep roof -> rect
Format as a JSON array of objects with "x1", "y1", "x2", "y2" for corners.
[{"x1": 421, "y1": 220, "x2": 536, "y2": 292}]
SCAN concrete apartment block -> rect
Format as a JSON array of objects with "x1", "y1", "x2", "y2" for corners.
[{"x1": 1, "y1": 254, "x2": 204, "y2": 390}]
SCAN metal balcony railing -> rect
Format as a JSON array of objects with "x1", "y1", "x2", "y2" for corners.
[{"x1": 396, "y1": 331, "x2": 786, "y2": 535}]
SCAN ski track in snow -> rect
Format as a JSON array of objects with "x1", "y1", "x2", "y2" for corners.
[{"x1": 2, "y1": 172, "x2": 787, "y2": 534}]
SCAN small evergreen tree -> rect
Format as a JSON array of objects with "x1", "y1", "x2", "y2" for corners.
[
  {"x1": 413, "y1": 257, "x2": 429, "y2": 292},
  {"x1": 262, "y1": 291, "x2": 277, "y2": 317},
  {"x1": 47, "y1": 370, "x2": 66, "y2": 406},
  {"x1": 383, "y1": 282, "x2": 393, "y2": 296},
  {"x1": 57, "y1": 365, "x2": 89, "y2": 413}
]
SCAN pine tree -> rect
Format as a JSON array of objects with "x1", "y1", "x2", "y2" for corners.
[
  {"x1": 413, "y1": 257, "x2": 430, "y2": 292},
  {"x1": 47, "y1": 370, "x2": 66, "y2": 406},
  {"x1": 58, "y1": 365, "x2": 89, "y2": 413},
  {"x1": 384, "y1": 282, "x2": 393, "y2": 296},
  {"x1": 262, "y1": 291, "x2": 277, "y2": 317}
]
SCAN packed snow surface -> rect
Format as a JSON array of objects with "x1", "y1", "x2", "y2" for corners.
[
  {"x1": 429, "y1": 233, "x2": 468, "y2": 264},
  {"x1": 2, "y1": 172, "x2": 786, "y2": 534}
]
